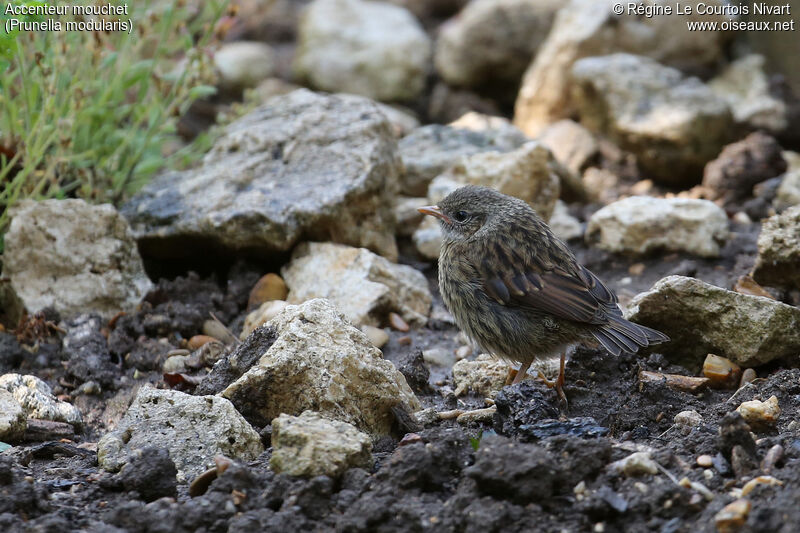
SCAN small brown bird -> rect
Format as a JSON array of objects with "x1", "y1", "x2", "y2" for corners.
[{"x1": 418, "y1": 186, "x2": 668, "y2": 403}]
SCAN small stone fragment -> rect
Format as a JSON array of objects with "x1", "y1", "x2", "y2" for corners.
[
  {"x1": 638, "y1": 370, "x2": 709, "y2": 393},
  {"x1": 360, "y1": 325, "x2": 389, "y2": 349},
  {"x1": 703, "y1": 354, "x2": 742, "y2": 389},
  {"x1": 674, "y1": 410, "x2": 703, "y2": 428},
  {"x1": 741, "y1": 476, "x2": 783, "y2": 497},
  {"x1": 733, "y1": 276, "x2": 774, "y2": 299},
  {"x1": 610, "y1": 451, "x2": 659, "y2": 477},
  {"x1": 248, "y1": 273, "x2": 288, "y2": 309},
  {"x1": 761, "y1": 444, "x2": 783, "y2": 474},
  {"x1": 697, "y1": 455, "x2": 714, "y2": 468},
  {"x1": 240, "y1": 300, "x2": 288, "y2": 339},
  {"x1": 388, "y1": 312, "x2": 410, "y2": 332},
  {"x1": 452, "y1": 354, "x2": 509, "y2": 398},
  {"x1": 0, "y1": 374, "x2": 82, "y2": 426},
  {"x1": 736, "y1": 396, "x2": 780, "y2": 428},
  {"x1": 715, "y1": 499, "x2": 751, "y2": 533},
  {"x1": 456, "y1": 406, "x2": 497, "y2": 425},
  {"x1": 752, "y1": 205, "x2": 800, "y2": 290},
  {"x1": 739, "y1": 369, "x2": 757, "y2": 388},
  {"x1": 202, "y1": 320, "x2": 237, "y2": 344},
  {"x1": 188, "y1": 335, "x2": 217, "y2": 350},
  {"x1": 0, "y1": 389, "x2": 26, "y2": 442},
  {"x1": 422, "y1": 348, "x2": 455, "y2": 368},
  {"x1": 270, "y1": 411, "x2": 372, "y2": 478}
]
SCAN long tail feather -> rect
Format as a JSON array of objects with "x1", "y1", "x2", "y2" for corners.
[{"x1": 592, "y1": 317, "x2": 670, "y2": 356}]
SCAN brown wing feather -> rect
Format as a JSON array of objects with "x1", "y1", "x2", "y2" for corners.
[{"x1": 468, "y1": 226, "x2": 620, "y2": 327}]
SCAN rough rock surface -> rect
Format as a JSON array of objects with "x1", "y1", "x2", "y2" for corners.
[
  {"x1": 702, "y1": 132, "x2": 787, "y2": 204},
  {"x1": 434, "y1": 0, "x2": 560, "y2": 97},
  {"x1": 294, "y1": 0, "x2": 431, "y2": 101},
  {"x1": 122, "y1": 89, "x2": 400, "y2": 261},
  {"x1": 0, "y1": 389, "x2": 26, "y2": 442},
  {"x1": 0, "y1": 374, "x2": 82, "y2": 426},
  {"x1": 219, "y1": 299, "x2": 421, "y2": 437},
  {"x1": 270, "y1": 411, "x2": 373, "y2": 477},
  {"x1": 549, "y1": 200, "x2": 583, "y2": 241},
  {"x1": 97, "y1": 387, "x2": 263, "y2": 483},
  {"x1": 398, "y1": 120, "x2": 529, "y2": 196},
  {"x1": 537, "y1": 119, "x2": 598, "y2": 175},
  {"x1": 752, "y1": 205, "x2": 800, "y2": 290},
  {"x1": 2, "y1": 199, "x2": 152, "y2": 319},
  {"x1": 586, "y1": 196, "x2": 729, "y2": 257},
  {"x1": 709, "y1": 54, "x2": 788, "y2": 135},
  {"x1": 514, "y1": 0, "x2": 732, "y2": 136},
  {"x1": 413, "y1": 217, "x2": 444, "y2": 260},
  {"x1": 453, "y1": 354, "x2": 509, "y2": 398},
  {"x1": 214, "y1": 41, "x2": 275, "y2": 91},
  {"x1": 627, "y1": 275, "x2": 800, "y2": 368},
  {"x1": 437, "y1": 142, "x2": 561, "y2": 220},
  {"x1": 282, "y1": 242, "x2": 431, "y2": 327},
  {"x1": 571, "y1": 54, "x2": 733, "y2": 185}
]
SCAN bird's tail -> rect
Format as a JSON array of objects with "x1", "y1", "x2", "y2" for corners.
[{"x1": 591, "y1": 316, "x2": 669, "y2": 357}]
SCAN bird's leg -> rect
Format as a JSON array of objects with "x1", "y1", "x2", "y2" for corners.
[
  {"x1": 537, "y1": 353, "x2": 568, "y2": 409},
  {"x1": 511, "y1": 360, "x2": 532, "y2": 385}
]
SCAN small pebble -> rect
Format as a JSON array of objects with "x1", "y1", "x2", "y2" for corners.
[
  {"x1": 388, "y1": 312, "x2": 409, "y2": 332},
  {"x1": 741, "y1": 476, "x2": 783, "y2": 496},
  {"x1": 761, "y1": 444, "x2": 783, "y2": 474},
  {"x1": 455, "y1": 345, "x2": 472, "y2": 360},
  {"x1": 702, "y1": 354, "x2": 741, "y2": 388},
  {"x1": 736, "y1": 396, "x2": 780, "y2": 427},
  {"x1": 714, "y1": 499, "x2": 751, "y2": 533},
  {"x1": 732, "y1": 211, "x2": 752, "y2": 225},
  {"x1": 360, "y1": 325, "x2": 389, "y2": 348},
  {"x1": 398, "y1": 433, "x2": 422, "y2": 446},
  {"x1": 674, "y1": 410, "x2": 702, "y2": 428},
  {"x1": 203, "y1": 319, "x2": 236, "y2": 344},
  {"x1": 413, "y1": 408, "x2": 438, "y2": 427},
  {"x1": 456, "y1": 406, "x2": 496, "y2": 425},
  {"x1": 397, "y1": 336, "x2": 412, "y2": 346},
  {"x1": 188, "y1": 335, "x2": 216, "y2": 350},
  {"x1": 634, "y1": 482, "x2": 649, "y2": 494},
  {"x1": 610, "y1": 452, "x2": 659, "y2": 477},
  {"x1": 423, "y1": 347, "x2": 455, "y2": 367},
  {"x1": 697, "y1": 454, "x2": 713, "y2": 468},
  {"x1": 739, "y1": 368, "x2": 757, "y2": 388},
  {"x1": 628, "y1": 262, "x2": 645, "y2": 276},
  {"x1": 248, "y1": 273, "x2": 288, "y2": 309}
]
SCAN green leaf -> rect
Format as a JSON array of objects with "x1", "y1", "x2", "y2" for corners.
[{"x1": 188, "y1": 85, "x2": 217, "y2": 100}]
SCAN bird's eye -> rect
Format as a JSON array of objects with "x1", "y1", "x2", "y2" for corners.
[{"x1": 453, "y1": 210, "x2": 469, "y2": 223}]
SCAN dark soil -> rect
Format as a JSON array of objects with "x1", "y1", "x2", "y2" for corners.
[{"x1": 1, "y1": 222, "x2": 799, "y2": 533}]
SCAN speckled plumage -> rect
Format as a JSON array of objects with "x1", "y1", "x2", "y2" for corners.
[{"x1": 426, "y1": 186, "x2": 668, "y2": 374}]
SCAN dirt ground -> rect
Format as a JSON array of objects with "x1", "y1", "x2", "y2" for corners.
[{"x1": 1, "y1": 222, "x2": 798, "y2": 533}]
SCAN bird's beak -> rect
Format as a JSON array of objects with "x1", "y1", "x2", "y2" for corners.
[{"x1": 417, "y1": 205, "x2": 451, "y2": 224}]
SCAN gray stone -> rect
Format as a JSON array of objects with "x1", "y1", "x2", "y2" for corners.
[
  {"x1": 413, "y1": 216, "x2": 444, "y2": 260},
  {"x1": 775, "y1": 151, "x2": 800, "y2": 210},
  {"x1": 398, "y1": 118, "x2": 529, "y2": 196},
  {"x1": 122, "y1": 90, "x2": 400, "y2": 261},
  {"x1": 0, "y1": 374, "x2": 82, "y2": 426},
  {"x1": 394, "y1": 196, "x2": 427, "y2": 236},
  {"x1": 221, "y1": 299, "x2": 421, "y2": 437},
  {"x1": 752, "y1": 205, "x2": 800, "y2": 290},
  {"x1": 97, "y1": 387, "x2": 263, "y2": 483},
  {"x1": 2, "y1": 200, "x2": 152, "y2": 320},
  {"x1": 282, "y1": 242, "x2": 431, "y2": 327},
  {"x1": 537, "y1": 119, "x2": 598, "y2": 176},
  {"x1": 214, "y1": 41, "x2": 275, "y2": 91},
  {"x1": 437, "y1": 141, "x2": 561, "y2": 221},
  {"x1": 627, "y1": 276, "x2": 800, "y2": 368},
  {"x1": 549, "y1": 200, "x2": 583, "y2": 242},
  {"x1": 702, "y1": 132, "x2": 787, "y2": 204},
  {"x1": 514, "y1": 0, "x2": 732, "y2": 136},
  {"x1": 294, "y1": 0, "x2": 431, "y2": 101},
  {"x1": 434, "y1": 0, "x2": 560, "y2": 96},
  {"x1": 270, "y1": 411, "x2": 372, "y2": 477},
  {"x1": 0, "y1": 389, "x2": 26, "y2": 442},
  {"x1": 453, "y1": 354, "x2": 509, "y2": 398},
  {"x1": 586, "y1": 196, "x2": 729, "y2": 257},
  {"x1": 709, "y1": 54, "x2": 788, "y2": 135},
  {"x1": 571, "y1": 54, "x2": 733, "y2": 185}
]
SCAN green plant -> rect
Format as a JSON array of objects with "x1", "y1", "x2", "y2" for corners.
[{"x1": 0, "y1": 0, "x2": 228, "y2": 246}]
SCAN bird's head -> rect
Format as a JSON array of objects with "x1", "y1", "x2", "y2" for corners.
[{"x1": 418, "y1": 186, "x2": 530, "y2": 243}]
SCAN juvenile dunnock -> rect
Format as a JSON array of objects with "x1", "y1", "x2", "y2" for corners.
[{"x1": 419, "y1": 186, "x2": 668, "y2": 403}]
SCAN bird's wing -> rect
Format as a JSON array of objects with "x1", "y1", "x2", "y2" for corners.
[{"x1": 467, "y1": 229, "x2": 620, "y2": 326}]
